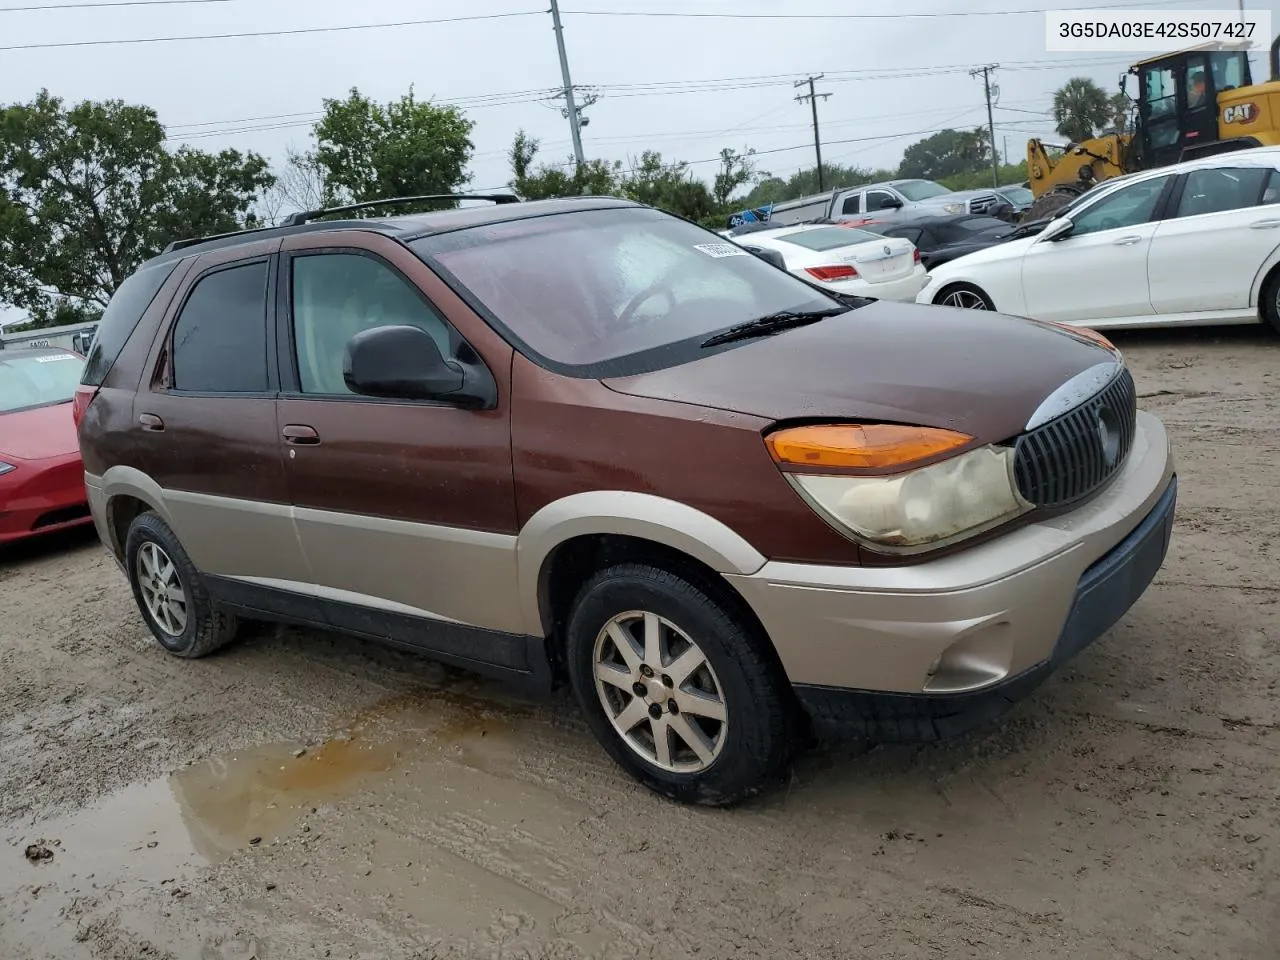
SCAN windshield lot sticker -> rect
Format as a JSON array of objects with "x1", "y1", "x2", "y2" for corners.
[
  {"x1": 694, "y1": 242, "x2": 750, "y2": 258},
  {"x1": 34, "y1": 354, "x2": 77, "y2": 362}
]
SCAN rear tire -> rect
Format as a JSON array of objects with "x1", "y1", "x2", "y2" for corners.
[
  {"x1": 1262, "y1": 269, "x2": 1280, "y2": 335},
  {"x1": 565, "y1": 563, "x2": 794, "y2": 806},
  {"x1": 125, "y1": 512, "x2": 240, "y2": 659}
]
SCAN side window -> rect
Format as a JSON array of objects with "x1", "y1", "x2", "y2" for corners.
[
  {"x1": 1174, "y1": 167, "x2": 1271, "y2": 218},
  {"x1": 1143, "y1": 65, "x2": 1178, "y2": 119},
  {"x1": 1263, "y1": 169, "x2": 1280, "y2": 206},
  {"x1": 865, "y1": 191, "x2": 897, "y2": 212},
  {"x1": 171, "y1": 261, "x2": 269, "y2": 393},
  {"x1": 291, "y1": 253, "x2": 456, "y2": 396},
  {"x1": 1070, "y1": 176, "x2": 1171, "y2": 237},
  {"x1": 840, "y1": 193, "x2": 861, "y2": 215},
  {"x1": 82, "y1": 259, "x2": 179, "y2": 387}
]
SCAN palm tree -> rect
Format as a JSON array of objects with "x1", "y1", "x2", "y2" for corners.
[{"x1": 1052, "y1": 77, "x2": 1113, "y2": 143}]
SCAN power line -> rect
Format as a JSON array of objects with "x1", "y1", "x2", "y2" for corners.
[
  {"x1": 0, "y1": 9, "x2": 541, "y2": 50},
  {"x1": 0, "y1": 0, "x2": 231, "y2": 10},
  {"x1": 560, "y1": 0, "x2": 1209, "y2": 20}
]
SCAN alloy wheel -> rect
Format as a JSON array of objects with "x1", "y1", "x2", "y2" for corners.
[
  {"x1": 940, "y1": 288, "x2": 990, "y2": 309},
  {"x1": 592, "y1": 610, "x2": 728, "y2": 774},
  {"x1": 137, "y1": 541, "x2": 188, "y2": 637}
]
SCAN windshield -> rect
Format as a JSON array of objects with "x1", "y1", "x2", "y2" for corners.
[
  {"x1": 0, "y1": 351, "x2": 86, "y2": 414},
  {"x1": 997, "y1": 186, "x2": 1033, "y2": 205},
  {"x1": 774, "y1": 226, "x2": 882, "y2": 250},
  {"x1": 412, "y1": 207, "x2": 840, "y2": 373},
  {"x1": 895, "y1": 180, "x2": 952, "y2": 201}
]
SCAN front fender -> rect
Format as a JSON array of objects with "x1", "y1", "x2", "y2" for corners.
[{"x1": 516, "y1": 491, "x2": 768, "y2": 637}]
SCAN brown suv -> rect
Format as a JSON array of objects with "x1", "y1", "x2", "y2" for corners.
[{"x1": 75, "y1": 194, "x2": 1176, "y2": 805}]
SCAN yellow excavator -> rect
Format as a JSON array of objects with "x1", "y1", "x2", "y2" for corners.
[{"x1": 1024, "y1": 35, "x2": 1280, "y2": 221}]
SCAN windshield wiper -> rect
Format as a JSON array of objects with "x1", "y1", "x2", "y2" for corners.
[{"x1": 700, "y1": 306, "x2": 848, "y2": 348}]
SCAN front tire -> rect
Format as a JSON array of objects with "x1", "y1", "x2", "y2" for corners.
[
  {"x1": 125, "y1": 512, "x2": 239, "y2": 659},
  {"x1": 935, "y1": 282, "x2": 995, "y2": 311},
  {"x1": 565, "y1": 563, "x2": 793, "y2": 806}
]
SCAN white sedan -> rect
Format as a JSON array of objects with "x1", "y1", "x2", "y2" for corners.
[
  {"x1": 915, "y1": 146, "x2": 1280, "y2": 332},
  {"x1": 731, "y1": 223, "x2": 929, "y2": 302}
]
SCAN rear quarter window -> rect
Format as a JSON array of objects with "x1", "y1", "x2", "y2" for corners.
[{"x1": 81, "y1": 260, "x2": 181, "y2": 387}]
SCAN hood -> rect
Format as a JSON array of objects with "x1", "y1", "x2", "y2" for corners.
[
  {"x1": 0, "y1": 402, "x2": 81, "y2": 461},
  {"x1": 602, "y1": 301, "x2": 1116, "y2": 444},
  {"x1": 929, "y1": 234, "x2": 1036, "y2": 275}
]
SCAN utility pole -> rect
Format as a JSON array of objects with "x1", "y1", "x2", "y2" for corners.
[
  {"x1": 795, "y1": 75, "x2": 832, "y2": 192},
  {"x1": 970, "y1": 63, "x2": 1000, "y2": 188},
  {"x1": 1003, "y1": 135, "x2": 1009, "y2": 166},
  {"x1": 549, "y1": 0, "x2": 585, "y2": 174}
]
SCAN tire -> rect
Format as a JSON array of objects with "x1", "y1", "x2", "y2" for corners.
[
  {"x1": 1262, "y1": 269, "x2": 1280, "y2": 335},
  {"x1": 1023, "y1": 184, "x2": 1083, "y2": 223},
  {"x1": 124, "y1": 511, "x2": 240, "y2": 658},
  {"x1": 934, "y1": 282, "x2": 995, "y2": 311},
  {"x1": 564, "y1": 563, "x2": 794, "y2": 806}
]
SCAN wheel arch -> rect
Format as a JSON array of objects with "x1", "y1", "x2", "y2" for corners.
[
  {"x1": 97, "y1": 466, "x2": 174, "y2": 560},
  {"x1": 517, "y1": 492, "x2": 768, "y2": 640}
]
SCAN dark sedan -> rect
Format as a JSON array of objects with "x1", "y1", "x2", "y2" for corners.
[{"x1": 864, "y1": 214, "x2": 1019, "y2": 270}]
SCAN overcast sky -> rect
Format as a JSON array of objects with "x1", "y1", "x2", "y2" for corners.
[
  {"x1": 5, "y1": 0, "x2": 1271, "y2": 192},
  {"x1": 0, "y1": 0, "x2": 1273, "y2": 328}
]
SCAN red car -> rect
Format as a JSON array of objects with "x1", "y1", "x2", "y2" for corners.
[{"x1": 0, "y1": 347, "x2": 93, "y2": 544}]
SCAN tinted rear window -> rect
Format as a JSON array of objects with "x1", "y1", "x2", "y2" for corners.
[
  {"x1": 171, "y1": 262, "x2": 269, "y2": 393},
  {"x1": 775, "y1": 226, "x2": 882, "y2": 251},
  {"x1": 81, "y1": 260, "x2": 180, "y2": 387}
]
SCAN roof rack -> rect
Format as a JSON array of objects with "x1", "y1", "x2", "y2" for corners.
[
  {"x1": 162, "y1": 224, "x2": 275, "y2": 254},
  {"x1": 280, "y1": 193, "x2": 521, "y2": 227}
]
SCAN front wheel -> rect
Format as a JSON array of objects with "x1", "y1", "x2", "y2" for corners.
[
  {"x1": 935, "y1": 282, "x2": 995, "y2": 311},
  {"x1": 565, "y1": 563, "x2": 794, "y2": 806},
  {"x1": 1261, "y1": 269, "x2": 1280, "y2": 335}
]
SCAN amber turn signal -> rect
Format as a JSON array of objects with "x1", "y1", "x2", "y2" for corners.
[
  {"x1": 766, "y1": 423, "x2": 974, "y2": 470},
  {"x1": 1049, "y1": 321, "x2": 1116, "y2": 352}
]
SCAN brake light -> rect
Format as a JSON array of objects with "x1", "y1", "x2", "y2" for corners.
[
  {"x1": 913, "y1": 248, "x2": 921, "y2": 262},
  {"x1": 804, "y1": 264, "x2": 858, "y2": 282},
  {"x1": 72, "y1": 385, "x2": 97, "y2": 431}
]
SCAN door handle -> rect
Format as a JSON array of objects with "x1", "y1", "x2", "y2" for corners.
[
  {"x1": 138, "y1": 413, "x2": 164, "y2": 432},
  {"x1": 281, "y1": 424, "x2": 320, "y2": 445},
  {"x1": 1249, "y1": 219, "x2": 1280, "y2": 229},
  {"x1": 1113, "y1": 235, "x2": 1143, "y2": 246}
]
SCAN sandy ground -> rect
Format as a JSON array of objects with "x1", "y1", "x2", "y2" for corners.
[{"x1": 1, "y1": 327, "x2": 1277, "y2": 960}]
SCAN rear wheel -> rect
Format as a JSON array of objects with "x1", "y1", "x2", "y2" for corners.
[
  {"x1": 125, "y1": 512, "x2": 239, "y2": 658},
  {"x1": 565, "y1": 563, "x2": 794, "y2": 806},
  {"x1": 935, "y1": 282, "x2": 995, "y2": 311},
  {"x1": 1262, "y1": 269, "x2": 1280, "y2": 335}
]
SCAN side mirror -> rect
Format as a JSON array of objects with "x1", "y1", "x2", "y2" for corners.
[
  {"x1": 883, "y1": 196, "x2": 904, "y2": 209},
  {"x1": 344, "y1": 325, "x2": 477, "y2": 403},
  {"x1": 744, "y1": 245, "x2": 787, "y2": 270},
  {"x1": 1040, "y1": 217, "x2": 1075, "y2": 242}
]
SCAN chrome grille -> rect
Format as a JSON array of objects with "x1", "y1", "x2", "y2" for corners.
[{"x1": 1013, "y1": 367, "x2": 1137, "y2": 509}]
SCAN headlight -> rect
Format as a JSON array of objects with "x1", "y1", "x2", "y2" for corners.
[
  {"x1": 766, "y1": 424, "x2": 1032, "y2": 551},
  {"x1": 941, "y1": 202, "x2": 965, "y2": 214},
  {"x1": 0, "y1": 461, "x2": 15, "y2": 477}
]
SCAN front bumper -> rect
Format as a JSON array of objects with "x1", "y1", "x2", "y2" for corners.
[
  {"x1": 0, "y1": 452, "x2": 92, "y2": 544},
  {"x1": 725, "y1": 410, "x2": 1175, "y2": 737}
]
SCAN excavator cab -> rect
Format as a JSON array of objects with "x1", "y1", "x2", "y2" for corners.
[{"x1": 1130, "y1": 44, "x2": 1253, "y2": 169}]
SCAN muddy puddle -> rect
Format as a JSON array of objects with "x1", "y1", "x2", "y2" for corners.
[{"x1": 3, "y1": 685, "x2": 612, "y2": 957}]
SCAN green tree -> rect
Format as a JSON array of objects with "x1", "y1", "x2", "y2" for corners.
[
  {"x1": 312, "y1": 86, "x2": 474, "y2": 209},
  {"x1": 1109, "y1": 91, "x2": 1133, "y2": 134},
  {"x1": 899, "y1": 127, "x2": 991, "y2": 180},
  {"x1": 1052, "y1": 77, "x2": 1112, "y2": 143},
  {"x1": 619, "y1": 151, "x2": 716, "y2": 222},
  {"x1": 737, "y1": 163, "x2": 879, "y2": 210},
  {"x1": 508, "y1": 129, "x2": 622, "y2": 200},
  {"x1": 712, "y1": 147, "x2": 765, "y2": 208},
  {"x1": 0, "y1": 89, "x2": 273, "y2": 327}
]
